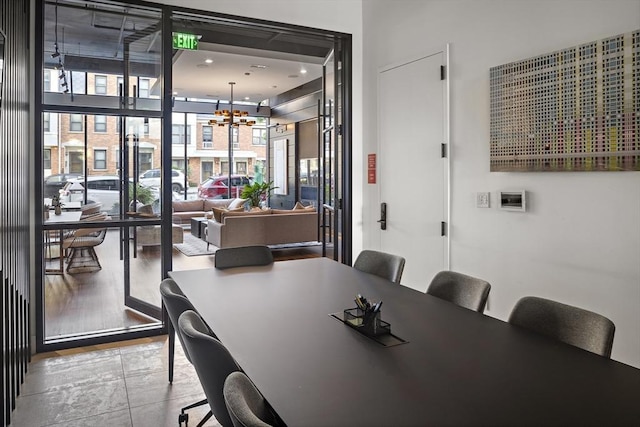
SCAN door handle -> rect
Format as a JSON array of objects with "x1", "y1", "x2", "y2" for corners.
[{"x1": 377, "y1": 202, "x2": 387, "y2": 230}]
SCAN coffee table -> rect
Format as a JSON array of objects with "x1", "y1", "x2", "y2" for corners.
[{"x1": 189, "y1": 217, "x2": 208, "y2": 239}]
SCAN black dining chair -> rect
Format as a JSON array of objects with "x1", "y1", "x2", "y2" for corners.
[
  {"x1": 215, "y1": 245, "x2": 274, "y2": 269},
  {"x1": 509, "y1": 296, "x2": 615, "y2": 358},
  {"x1": 179, "y1": 310, "x2": 241, "y2": 427},
  {"x1": 160, "y1": 278, "x2": 216, "y2": 426},
  {"x1": 353, "y1": 249, "x2": 405, "y2": 283},
  {"x1": 224, "y1": 371, "x2": 277, "y2": 427},
  {"x1": 426, "y1": 271, "x2": 491, "y2": 313}
]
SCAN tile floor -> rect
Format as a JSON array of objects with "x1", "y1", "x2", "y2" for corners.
[{"x1": 10, "y1": 336, "x2": 221, "y2": 427}]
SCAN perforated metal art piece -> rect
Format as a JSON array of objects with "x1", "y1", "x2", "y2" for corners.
[{"x1": 490, "y1": 30, "x2": 639, "y2": 172}]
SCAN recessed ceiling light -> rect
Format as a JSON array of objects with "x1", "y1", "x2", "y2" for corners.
[
  {"x1": 300, "y1": 68, "x2": 307, "y2": 74},
  {"x1": 196, "y1": 64, "x2": 209, "y2": 68},
  {"x1": 244, "y1": 97, "x2": 250, "y2": 100},
  {"x1": 173, "y1": 91, "x2": 178, "y2": 95},
  {"x1": 251, "y1": 64, "x2": 268, "y2": 69},
  {"x1": 205, "y1": 59, "x2": 213, "y2": 64},
  {"x1": 288, "y1": 74, "x2": 299, "y2": 78},
  {"x1": 272, "y1": 85, "x2": 277, "y2": 89}
]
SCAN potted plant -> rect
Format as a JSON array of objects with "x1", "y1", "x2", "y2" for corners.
[
  {"x1": 51, "y1": 195, "x2": 64, "y2": 215},
  {"x1": 240, "y1": 181, "x2": 277, "y2": 208}
]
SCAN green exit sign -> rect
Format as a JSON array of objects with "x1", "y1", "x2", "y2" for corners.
[{"x1": 172, "y1": 32, "x2": 199, "y2": 50}]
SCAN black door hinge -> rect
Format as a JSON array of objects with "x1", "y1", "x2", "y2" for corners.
[
  {"x1": 440, "y1": 65, "x2": 446, "y2": 80},
  {"x1": 441, "y1": 143, "x2": 447, "y2": 158},
  {"x1": 441, "y1": 221, "x2": 446, "y2": 236}
]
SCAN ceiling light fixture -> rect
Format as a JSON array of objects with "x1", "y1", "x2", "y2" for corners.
[
  {"x1": 208, "y1": 82, "x2": 256, "y2": 127},
  {"x1": 300, "y1": 68, "x2": 307, "y2": 74},
  {"x1": 205, "y1": 58, "x2": 213, "y2": 64}
]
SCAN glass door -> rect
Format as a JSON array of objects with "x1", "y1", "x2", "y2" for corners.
[
  {"x1": 37, "y1": 0, "x2": 165, "y2": 349},
  {"x1": 319, "y1": 48, "x2": 343, "y2": 261}
]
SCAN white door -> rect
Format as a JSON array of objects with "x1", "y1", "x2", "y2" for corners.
[{"x1": 378, "y1": 51, "x2": 449, "y2": 291}]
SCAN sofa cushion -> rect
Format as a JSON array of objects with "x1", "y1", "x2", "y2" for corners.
[
  {"x1": 172, "y1": 199, "x2": 204, "y2": 212},
  {"x1": 203, "y1": 199, "x2": 233, "y2": 211},
  {"x1": 272, "y1": 207, "x2": 316, "y2": 214},
  {"x1": 222, "y1": 208, "x2": 272, "y2": 221}
]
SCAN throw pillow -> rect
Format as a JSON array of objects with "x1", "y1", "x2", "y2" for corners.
[
  {"x1": 228, "y1": 198, "x2": 248, "y2": 210},
  {"x1": 212, "y1": 206, "x2": 244, "y2": 222},
  {"x1": 292, "y1": 201, "x2": 316, "y2": 211},
  {"x1": 137, "y1": 204, "x2": 155, "y2": 216}
]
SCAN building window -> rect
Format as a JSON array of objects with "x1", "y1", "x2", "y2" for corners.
[
  {"x1": 44, "y1": 149, "x2": 51, "y2": 170},
  {"x1": 140, "y1": 152, "x2": 153, "y2": 172},
  {"x1": 95, "y1": 75, "x2": 107, "y2": 95},
  {"x1": 143, "y1": 118, "x2": 149, "y2": 136},
  {"x1": 232, "y1": 127, "x2": 239, "y2": 149},
  {"x1": 139, "y1": 78, "x2": 150, "y2": 98},
  {"x1": 94, "y1": 115, "x2": 107, "y2": 132},
  {"x1": 116, "y1": 116, "x2": 121, "y2": 133},
  {"x1": 252, "y1": 128, "x2": 267, "y2": 145},
  {"x1": 94, "y1": 149, "x2": 107, "y2": 170},
  {"x1": 115, "y1": 149, "x2": 120, "y2": 169},
  {"x1": 71, "y1": 71, "x2": 86, "y2": 94},
  {"x1": 172, "y1": 159, "x2": 186, "y2": 171},
  {"x1": 70, "y1": 114, "x2": 83, "y2": 132},
  {"x1": 172, "y1": 125, "x2": 191, "y2": 144},
  {"x1": 203, "y1": 125, "x2": 213, "y2": 148},
  {"x1": 236, "y1": 161, "x2": 247, "y2": 175},
  {"x1": 44, "y1": 70, "x2": 51, "y2": 92},
  {"x1": 202, "y1": 161, "x2": 214, "y2": 181},
  {"x1": 43, "y1": 113, "x2": 50, "y2": 132}
]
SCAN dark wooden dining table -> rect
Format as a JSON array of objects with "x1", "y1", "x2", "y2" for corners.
[{"x1": 170, "y1": 257, "x2": 640, "y2": 427}]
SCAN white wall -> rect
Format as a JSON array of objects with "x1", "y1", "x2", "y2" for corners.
[
  {"x1": 155, "y1": 0, "x2": 365, "y2": 257},
  {"x1": 363, "y1": 0, "x2": 640, "y2": 367}
]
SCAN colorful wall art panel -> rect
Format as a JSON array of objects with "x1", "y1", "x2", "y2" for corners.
[{"x1": 490, "y1": 30, "x2": 639, "y2": 172}]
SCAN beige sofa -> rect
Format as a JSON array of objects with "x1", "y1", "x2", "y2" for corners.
[
  {"x1": 171, "y1": 198, "x2": 235, "y2": 224},
  {"x1": 205, "y1": 209, "x2": 318, "y2": 249}
]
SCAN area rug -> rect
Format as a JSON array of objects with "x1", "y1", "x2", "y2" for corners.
[
  {"x1": 173, "y1": 233, "x2": 218, "y2": 256},
  {"x1": 174, "y1": 234, "x2": 322, "y2": 257}
]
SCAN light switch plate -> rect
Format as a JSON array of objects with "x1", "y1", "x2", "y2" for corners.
[{"x1": 477, "y1": 192, "x2": 490, "y2": 208}]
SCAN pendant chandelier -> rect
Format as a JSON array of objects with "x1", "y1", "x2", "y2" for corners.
[{"x1": 208, "y1": 82, "x2": 256, "y2": 127}]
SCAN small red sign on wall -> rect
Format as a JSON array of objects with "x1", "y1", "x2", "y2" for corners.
[{"x1": 368, "y1": 154, "x2": 376, "y2": 184}]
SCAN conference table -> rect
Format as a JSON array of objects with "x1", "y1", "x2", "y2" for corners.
[{"x1": 170, "y1": 258, "x2": 640, "y2": 426}]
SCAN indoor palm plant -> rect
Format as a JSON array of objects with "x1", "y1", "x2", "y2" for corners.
[{"x1": 240, "y1": 181, "x2": 277, "y2": 208}]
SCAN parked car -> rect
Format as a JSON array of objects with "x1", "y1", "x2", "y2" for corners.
[
  {"x1": 197, "y1": 175, "x2": 252, "y2": 199},
  {"x1": 139, "y1": 168, "x2": 186, "y2": 193},
  {"x1": 43, "y1": 173, "x2": 82, "y2": 198},
  {"x1": 59, "y1": 175, "x2": 158, "y2": 214},
  {"x1": 59, "y1": 175, "x2": 122, "y2": 214}
]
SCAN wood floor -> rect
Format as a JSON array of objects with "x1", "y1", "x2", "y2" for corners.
[{"x1": 43, "y1": 228, "x2": 323, "y2": 341}]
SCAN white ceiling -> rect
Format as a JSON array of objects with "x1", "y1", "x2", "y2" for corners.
[{"x1": 172, "y1": 42, "x2": 324, "y2": 103}]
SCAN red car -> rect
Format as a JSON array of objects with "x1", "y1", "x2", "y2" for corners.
[{"x1": 197, "y1": 175, "x2": 252, "y2": 199}]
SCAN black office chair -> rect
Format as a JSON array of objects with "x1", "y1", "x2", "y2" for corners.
[
  {"x1": 160, "y1": 278, "x2": 216, "y2": 426},
  {"x1": 509, "y1": 296, "x2": 615, "y2": 358},
  {"x1": 353, "y1": 249, "x2": 405, "y2": 283},
  {"x1": 215, "y1": 245, "x2": 274, "y2": 269},
  {"x1": 426, "y1": 271, "x2": 491, "y2": 313},
  {"x1": 224, "y1": 371, "x2": 277, "y2": 427},
  {"x1": 179, "y1": 310, "x2": 241, "y2": 427}
]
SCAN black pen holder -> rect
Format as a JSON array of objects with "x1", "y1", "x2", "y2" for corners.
[{"x1": 343, "y1": 308, "x2": 391, "y2": 337}]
